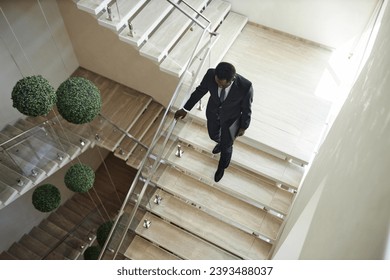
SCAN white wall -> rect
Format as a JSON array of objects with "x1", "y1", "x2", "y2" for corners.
[
  {"x1": 228, "y1": 0, "x2": 379, "y2": 49},
  {"x1": 0, "y1": 0, "x2": 78, "y2": 129},
  {"x1": 274, "y1": 0, "x2": 390, "y2": 259},
  {"x1": 0, "y1": 0, "x2": 91, "y2": 252},
  {"x1": 56, "y1": 0, "x2": 179, "y2": 108}
]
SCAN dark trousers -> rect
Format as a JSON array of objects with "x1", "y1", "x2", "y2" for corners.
[{"x1": 207, "y1": 118, "x2": 234, "y2": 169}]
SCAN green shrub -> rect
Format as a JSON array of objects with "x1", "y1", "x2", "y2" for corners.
[
  {"x1": 96, "y1": 221, "x2": 114, "y2": 247},
  {"x1": 64, "y1": 163, "x2": 95, "y2": 193},
  {"x1": 56, "y1": 77, "x2": 102, "y2": 124},
  {"x1": 32, "y1": 184, "x2": 61, "y2": 212},
  {"x1": 83, "y1": 245, "x2": 101, "y2": 260},
  {"x1": 11, "y1": 75, "x2": 56, "y2": 117}
]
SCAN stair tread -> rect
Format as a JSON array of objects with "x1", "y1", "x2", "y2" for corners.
[
  {"x1": 44, "y1": 251, "x2": 70, "y2": 260},
  {"x1": 115, "y1": 101, "x2": 164, "y2": 160},
  {"x1": 59, "y1": 85, "x2": 152, "y2": 151},
  {"x1": 179, "y1": 120, "x2": 304, "y2": 190},
  {"x1": 156, "y1": 166, "x2": 281, "y2": 241},
  {"x1": 125, "y1": 235, "x2": 180, "y2": 260},
  {"x1": 0, "y1": 251, "x2": 17, "y2": 260},
  {"x1": 3, "y1": 123, "x2": 68, "y2": 170},
  {"x1": 0, "y1": 163, "x2": 32, "y2": 194},
  {"x1": 98, "y1": 0, "x2": 147, "y2": 31},
  {"x1": 45, "y1": 212, "x2": 79, "y2": 234},
  {"x1": 71, "y1": 193, "x2": 97, "y2": 210},
  {"x1": 56, "y1": 205, "x2": 87, "y2": 227},
  {"x1": 16, "y1": 118, "x2": 81, "y2": 160},
  {"x1": 29, "y1": 223, "x2": 81, "y2": 260},
  {"x1": 101, "y1": 84, "x2": 152, "y2": 130},
  {"x1": 65, "y1": 196, "x2": 96, "y2": 217},
  {"x1": 119, "y1": 0, "x2": 176, "y2": 47},
  {"x1": 135, "y1": 212, "x2": 239, "y2": 260},
  {"x1": 7, "y1": 140, "x2": 60, "y2": 176},
  {"x1": 24, "y1": 117, "x2": 92, "y2": 153},
  {"x1": 139, "y1": 0, "x2": 209, "y2": 62},
  {"x1": 0, "y1": 152, "x2": 46, "y2": 185},
  {"x1": 160, "y1": 0, "x2": 231, "y2": 77},
  {"x1": 0, "y1": 181, "x2": 18, "y2": 206},
  {"x1": 8, "y1": 242, "x2": 41, "y2": 260},
  {"x1": 167, "y1": 144, "x2": 293, "y2": 215},
  {"x1": 38, "y1": 219, "x2": 85, "y2": 259},
  {"x1": 30, "y1": 227, "x2": 61, "y2": 248},
  {"x1": 126, "y1": 112, "x2": 174, "y2": 169},
  {"x1": 76, "y1": 0, "x2": 111, "y2": 15},
  {"x1": 30, "y1": 227, "x2": 77, "y2": 259},
  {"x1": 19, "y1": 234, "x2": 51, "y2": 258},
  {"x1": 148, "y1": 189, "x2": 271, "y2": 259}
]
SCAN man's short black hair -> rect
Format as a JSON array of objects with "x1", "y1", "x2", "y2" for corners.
[{"x1": 215, "y1": 62, "x2": 236, "y2": 82}]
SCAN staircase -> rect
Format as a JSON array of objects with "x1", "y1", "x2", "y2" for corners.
[
  {"x1": 0, "y1": 1, "x2": 308, "y2": 260},
  {"x1": 0, "y1": 150, "x2": 137, "y2": 260}
]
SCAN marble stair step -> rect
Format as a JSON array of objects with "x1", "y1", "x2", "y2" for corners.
[
  {"x1": 179, "y1": 120, "x2": 304, "y2": 190},
  {"x1": 147, "y1": 189, "x2": 271, "y2": 259},
  {"x1": 97, "y1": 0, "x2": 147, "y2": 31},
  {"x1": 100, "y1": 83, "x2": 153, "y2": 129},
  {"x1": 7, "y1": 142, "x2": 59, "y2": 176},
  {"x1": 24, "y1": 116, "x2": 92, "y2": 153},
  {"x1": 135, "y1": 212, "x2": 239, "y2": 260},
  {"x1": 15, "y1": 118, "x2": 81, "y2": 160},
  {"x1": 0, "y1": 163, "x2": 32, "y2": 195},
  {"x1": 124, "y1": 235, "x2": 180, "y2": 260},
  {"x1": 160, "y1": 0, "x2": 231, "y2": 77},
  {"x1": 3, "y1": 124, "x2": 70, "y2": 169},
  {"x1": 126, "y1": 112, "x2": 175, "y2": 170},
  {"x1": 139, "y1": 0, "x2": 209, "y2": 62},
  {"x1": 119, "y1": 0, "x2": 178, "y2": 47},
  {"x1": 0, "y1": 180, "x2": 18, "y2": 207},
  {"x1": 115, "y1": 101, "x2": 164, "y2": 161},
  {"x1": 154, "y1": 165, "x2": 281, "y2": 241},
  {"x1": 167, "y1": 143, "x2": 294, "y2": 216},
  {"x1": 76, "y1": 0, "x2": 111, "y2": 15},
  {"x1": 0, "y1": 152, "x2": 46, "y2": 185}
]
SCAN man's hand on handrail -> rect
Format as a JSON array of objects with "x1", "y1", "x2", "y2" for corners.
[{"x1": 174, "y1": 109, "x2": 187, "y2": 120}]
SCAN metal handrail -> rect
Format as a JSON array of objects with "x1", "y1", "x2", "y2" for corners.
[
  {"x1": 98, "y1": 3, "x2": 216, "y2": 259},
  {"x1": 167, "y1": 0, "x2": 211, "y2": 31}
]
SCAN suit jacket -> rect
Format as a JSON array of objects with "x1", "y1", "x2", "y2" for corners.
[{"x1": 183, "y1": 68, "x2": 253, "y2": 130}]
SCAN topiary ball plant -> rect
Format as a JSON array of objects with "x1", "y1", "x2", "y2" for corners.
[
  {"x1": 64, "y1": 163, "x2": 95, "y2": 193},
  {"x1": 56, "y1": 77, "x2": 102, "y2": 124},
  {"x1": 11, "y1": 75, "x2": 56, "y2": 117},
  {"x1": 32, "y1": 184, "x2": 61, "y2": 212},
  {"x1": 96, "y1": 221, "x2": 114, "y2": 247},
  {"x1": 83, "y1": 245, "x2": 101, "y2": 260}
]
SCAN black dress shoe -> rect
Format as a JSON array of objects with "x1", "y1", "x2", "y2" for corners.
[
  {"x1": 214, "y1": 167, "x2": 224, "y2": 182},
  {"x1": 212, "y1": 143, "x2": 221, "y2": 154}
]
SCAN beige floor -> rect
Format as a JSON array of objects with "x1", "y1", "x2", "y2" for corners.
[{"x1": 220, "y1": 24, "x2": 344, "y2": 165}]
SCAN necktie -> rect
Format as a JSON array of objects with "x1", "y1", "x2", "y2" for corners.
[{"x1": 220, "y1": 88, "x2": 226, "y2": 103}]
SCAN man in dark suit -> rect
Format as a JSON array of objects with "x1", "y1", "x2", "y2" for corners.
[{"x1": 174, "y1": 62, "x2": 253, "y2": 182}]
